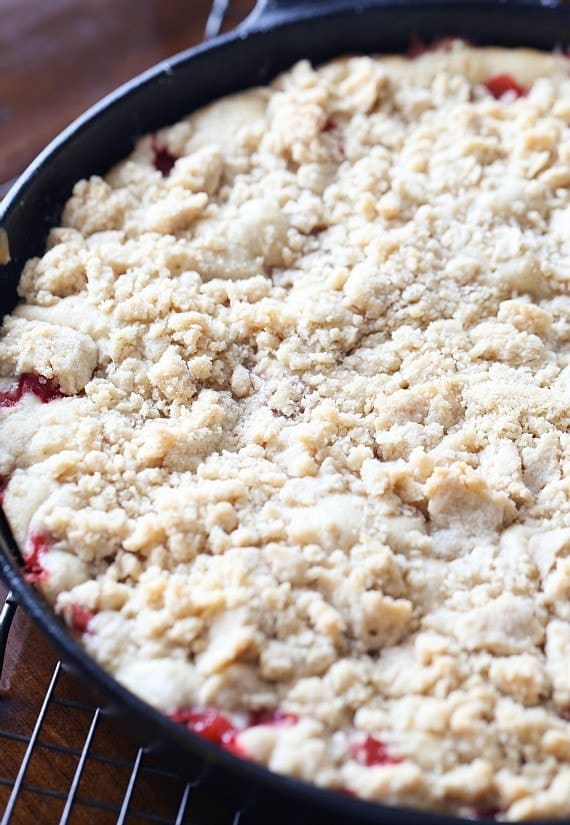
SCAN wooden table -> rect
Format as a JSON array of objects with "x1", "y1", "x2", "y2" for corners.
[
  {"x1": 0, "y1": 3, "x2": 252, "y2": 822},
  {"x1": 0, "y1": 0, "x2": 254, "y2": 190}
]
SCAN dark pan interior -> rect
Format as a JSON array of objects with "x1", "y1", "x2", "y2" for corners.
[{"x1": 1, "y1": 2, "x2": 569, "y2": 823}]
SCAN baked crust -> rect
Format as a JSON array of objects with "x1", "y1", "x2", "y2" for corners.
[{"x1": 1, "y1": 43, "x2": 570, "y2": 819}]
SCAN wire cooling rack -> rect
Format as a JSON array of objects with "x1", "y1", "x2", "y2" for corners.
[
  {"x1": 0, "y1": 658, "x2": 194, "y2": 825},
  {"x1": 0, "y1": 643, "x2": 255, "y2": 825}
]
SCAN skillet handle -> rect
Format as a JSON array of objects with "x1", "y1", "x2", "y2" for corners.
[{"x1": 243, "y1": 0, "x2": 356, "y2": 32}]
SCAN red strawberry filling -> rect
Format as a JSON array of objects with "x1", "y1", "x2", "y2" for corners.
[
  {"x1": 473, "y1": 806, "x2": 502, "y2": 820},
  {"x1": 151, "y1": 135, "x2": 178, "y2": 177},
  {"x1": 323, "y1": 115, "x2": 338, "y2": 133},
  {"x1": 336, "y1": 787, "x2": 356, "y2": 797},
  {"x1": 169, "y1": 706, "x2": 300, "y2": 758},
  {"x1": 23, "y1": 531, "x2": 50, "y2": 584},
  {"x1": 407, "y1": 35, "x2": 456, "y2": 58},
  {"x1": 70, "y1": 604, "x2": 95, "y2": 635},
  {"x1": 0, "y1": 475, "x2": 8, "y2": 504},
  {"x1": 169, "y1": 707, "x2": 243, "y2": 754},
  {"x1": 0, "y1": 373, "x2": 64, "y2": 408},
  {"x1": 248, "y1": 710, "x2": 299, "y2": 728},
  {"x1": 484, "y1": 74, "x2": 528, "y2": 99},
  {"x1": 322, "y1": 116, "x2": 345, "y2": 158},
  {"x1": 352, "y1": 735, "x2": 401, "y2": 767}
]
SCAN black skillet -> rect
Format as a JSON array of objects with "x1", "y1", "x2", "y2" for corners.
[{"x1": 1, "y1": 1, "x2": 569, "y2": 823}]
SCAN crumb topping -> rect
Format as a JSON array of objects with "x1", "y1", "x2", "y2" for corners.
[{"x1": 1, "y1": 42, "x2": 570, "y2": 819}]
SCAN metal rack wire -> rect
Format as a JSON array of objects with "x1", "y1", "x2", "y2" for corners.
[
  {"x1": 0, "y1": 650, "x2": 250, "y2": 824},
  {"x1": 1, "y1": 661, "x2": 183, "y2": 825}
]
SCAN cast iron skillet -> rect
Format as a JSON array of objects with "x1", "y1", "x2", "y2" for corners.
[{"x1": 1, "y1": 1, "x2": 569, "y2": 822}]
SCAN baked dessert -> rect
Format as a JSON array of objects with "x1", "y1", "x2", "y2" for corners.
[{"x1": 1, "y1": 41, "x2": 569, "y2": 820}]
